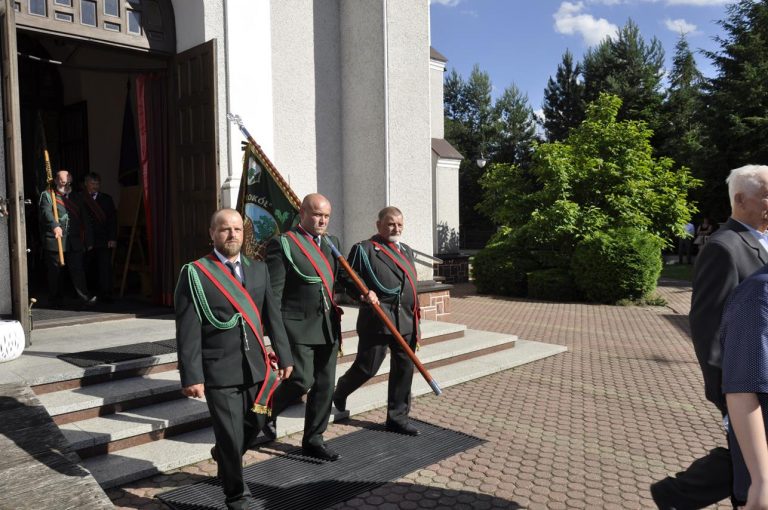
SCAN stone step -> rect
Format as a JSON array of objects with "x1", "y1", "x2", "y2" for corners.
[
  {"x1": 81, "y1": 337, "x2": 566, "y2": 488},
  {"x1": 37, "y1": 320, "x2": 466, "y2": 423},
  {"x1": 58, "y1": 328, "x2": 508, "y2": 457},
  {"x1": 26, "y1": 307, "x2": 365, "y2": 393}
]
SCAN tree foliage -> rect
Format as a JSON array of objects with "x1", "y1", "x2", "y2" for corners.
[
  {"x1": 443, "y1": 65, "x2": 538, "y2": 246},
  {"x1": 582, "y1": 20, "x2": 665, "y2": 134},
  {"x1": 699, "y1": 0, "x2": 768, "y2": 219},
  {"x1": 658, "y1": 34, "x2": 705, "y2": 173},
  {"x1": 479, "y1": 94, "x2": 700, "y2": 258},
  {"x1": 542, "y1": 50, "x2": 585, "y2": 142}
]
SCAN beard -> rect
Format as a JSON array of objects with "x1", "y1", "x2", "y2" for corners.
[
  {"x1": 218, "y1": 240, "x2": 242, "y2": 258},
  {"x1": 387, "y1": 235, "x2": 401, "y2": 243}
]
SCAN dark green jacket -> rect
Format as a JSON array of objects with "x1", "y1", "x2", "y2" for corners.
[
  {"x1": 265, "y1": 228, "x2": 342, "y2": 346},
  {"x1": 175, "y1": 254, "x2": 293, "y2": 388},
  {"x1": 348, "y1": 235, "x2": 419, "y2": 338},
  {"x1": 39, "y1": 190, "x2": 93, "y2": 252}
]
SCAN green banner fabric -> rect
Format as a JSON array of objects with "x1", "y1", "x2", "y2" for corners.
[{"x1": 237, "y1": 143, "x2": 300, "y2": 260}]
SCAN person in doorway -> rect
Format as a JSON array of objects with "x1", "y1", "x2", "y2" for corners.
[
  {"x1": 38, "y1": 169, "x2": 94, "y2": 307},
  {"x1": 81, "y1": 172, "x2": 117, "y2": 302},
  {"x1": 651, "y1": 164, "x2": 768, "y2": 509},
  {"x1": 264, "y1": 193, "x2": 345, "y2": 461},
  {"x1": 175, "y1": 208, "x2": 293, "y2": 510},
  {"x1": 334, "y1": 206, "x2": 421, "y2": 436}
]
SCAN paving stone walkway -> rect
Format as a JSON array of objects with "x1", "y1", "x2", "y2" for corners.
[{"x1": 108, "y1": 279, "x2": 729, "y2": 509}]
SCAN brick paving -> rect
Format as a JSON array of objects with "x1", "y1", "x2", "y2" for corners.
[{"x1": 108, "y1": 278, "x2": 730, "y2": 509}]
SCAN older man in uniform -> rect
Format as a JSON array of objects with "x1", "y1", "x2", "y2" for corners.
[
  {"x1": 333, "y1": 206, "x2": 420, "y2": 436},
  {"x1": 39, "y1": 169, "x2": 94, "y2": 307},
  {"x1": 264, "y1": 193, "x2": 346, "y2": 461},
  {"x1": 175, "y1": 208, "x2": 293, "y2": 509}
]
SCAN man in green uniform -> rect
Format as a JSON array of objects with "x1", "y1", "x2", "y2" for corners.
[
  {"x1": 333, "y1": 206, "x2": 421, "y2": 436},
  {"x1": 265, "y1": 193, "x2": 345, "y2": 461},
  {"x1": 38, "y1": 169, "x2": 94, "y2": 307},
  {"x1": 175, "y1": 208, "x2": 293, "y2": 509}
]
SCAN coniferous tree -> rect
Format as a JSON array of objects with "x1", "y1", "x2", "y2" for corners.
[
  {"x1": 582, "y1": 19, "x2": 665, "y2": 134},
  {"x1": 700, "y1": 0, "x2": 768, "y2": 219},
  {"x1": 658, "y1": 34, "x2": 705, "y2": 177},
  {"x1": 492, "y1": 84, "x2": 538, "y2": 166},
  {"x1": 542, "y1": 50, "x2": 585, "y2": 142}
]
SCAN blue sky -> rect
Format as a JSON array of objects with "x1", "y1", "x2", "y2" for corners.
[{"x1": 429, "y1": 0, "x2": 731, "y2": 114}]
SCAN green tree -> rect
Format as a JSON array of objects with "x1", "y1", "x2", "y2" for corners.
[
  {"x1": 582, "y1": 20, "x2": 665, "y2": 134},
  {"x1": 491, "y1": 84, "x2": 538, "y2": 166},
  {"x1": 658, "y1": 34, "x2": 705, "y2": 172},
  {"x1": 542, "y1": 50, "x2": 585, "y2": 142},
  {"x1": 699, "y1": 0, "x2": 768, "y2": 219},
  {"x1": 478, "y1": 94, "x2": 699, "y2": 257},
  {"x1": 444, "y1": 66, "x2": 495, "y2": 241}
]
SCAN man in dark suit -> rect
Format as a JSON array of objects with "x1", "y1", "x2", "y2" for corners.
[
  {"x1": 652, "y1": 164, "x2": 768, "y2": 509},
  {"x1": 81, "y1": 172, "x2": 117, "y2": 302},
  {"x1": 265, "y1": 193, "x2": 345, "y2": 461},
  {"x1": 39, "y1": 169, "x2": 94, "y2": 307},
  {"x1": 175, "y1": 208, "x2": 293, "y2": 510},
  {"x1": 334, "y1": 206, "x2": 421, "y2": 436}
]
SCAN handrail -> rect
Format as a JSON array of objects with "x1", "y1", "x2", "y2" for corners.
[{"x1": 412, "y1": 248, "x2": 443, "y2": 265}]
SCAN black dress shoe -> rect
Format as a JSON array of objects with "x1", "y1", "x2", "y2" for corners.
[
  {"x1": 302, "y1": 444, "x2": 340, "y2": 461},
  {"x1": 332, "y1": 391, "x2": 347, "y2": 413},
  {"x1": 262, "y1": 419, "x2": 277, "y2": 441},
  {"x1": 386, "y1": 421, "x2": 420, "y2": 436},
  {"x1": 649, "y1": 480, "x2": 678, "y2": 510},
  {"x1": 210, "y1": 446, "x2": 221, "y2": 478}
]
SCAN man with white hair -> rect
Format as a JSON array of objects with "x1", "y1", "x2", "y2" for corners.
[{"x1": 652, "y1": 164, "x2": 768, "y2": 509}]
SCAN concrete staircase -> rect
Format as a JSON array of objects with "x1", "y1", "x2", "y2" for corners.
[{"x1": 28, "y1": 307, "x2": 565, "y2": 489}]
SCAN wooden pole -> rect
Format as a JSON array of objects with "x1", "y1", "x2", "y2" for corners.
[{"x1": 44, "y1": 150, "x2": 65, "y2": 266}]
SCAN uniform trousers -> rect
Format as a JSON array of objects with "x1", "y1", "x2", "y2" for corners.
[
  {"x1": 45, "y1": 249, "x2": 90, "y2": 302},
  {"x1": 335, "y1": 332, "x2": 415, "y2": 427},
  {"x1": 205, "y1": 382, "x2": 266, "y2": 510},
  {"x1": 270, "y1": 342, "x2": 338, "y2": 448},
  {"x1": 86, "y1": 246, "x2": 113, "y2": 299}
]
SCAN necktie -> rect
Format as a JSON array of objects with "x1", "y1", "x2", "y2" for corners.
[
  {"x1": 315, "y1": 236, "x2": 321, "y2": 246},
  {"x1": 225, "y1": 261, "x2": 242, "y2": 284}
]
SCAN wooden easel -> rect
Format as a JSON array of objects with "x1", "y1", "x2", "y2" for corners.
[{"x1": 114, "y1": 186, "x2": 149, "y2": 297}]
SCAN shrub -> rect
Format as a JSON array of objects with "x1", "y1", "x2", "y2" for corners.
[
  {"x1": 472, "y1": 243, "x2": 540, "y2": 296},
  {"x1": 527, "y1": 268, "x2": 581, "y2": 301},
  {"x1": 571, "y1": 228, "x2": 663, "y2": 303}
]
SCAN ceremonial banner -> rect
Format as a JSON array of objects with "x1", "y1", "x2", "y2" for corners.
[{"x1": 237, "y1": 143, "x2": 299, "y2": 260}]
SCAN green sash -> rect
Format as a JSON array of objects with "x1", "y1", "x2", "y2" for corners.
[
  {"x1": 285, "y1": 230, "x2": 338, "y2": 314},
  {"x1": 370, "y1": 240, "x2": 421, "y2": 343},
  {"x1": 190, "y1": 255, "x2": 279, "y2": 414}
]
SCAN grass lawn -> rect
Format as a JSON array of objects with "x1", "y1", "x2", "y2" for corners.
[{"x1": 660, "y1": 263, "x2": 694, "y2": 282}]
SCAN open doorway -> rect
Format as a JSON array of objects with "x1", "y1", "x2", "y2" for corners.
[{"x1": 18, "y1": 30, "x2": 172, "y2": 327}]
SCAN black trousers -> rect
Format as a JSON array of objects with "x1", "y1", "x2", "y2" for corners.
[
  {"x1": 205, "y1": 383, "x2": 266, "y2": 510},
  {"x1": 270, "y1": 342, "x2": 338, "y2": 448},
  {"x1": 86, "y1": 246, "x2": 113, "y2": 298},
  {"x1": 335, "y1": 332, "x2": 415, "y2": 427},
  {"x1": 651, "y1": 445, "x2": 732, "y2": 509},
  {"x1": 45, "y1": 249, "x2": 90, "y2": 302}
]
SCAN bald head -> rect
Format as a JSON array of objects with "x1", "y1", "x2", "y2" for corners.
[
  {"x1": 54, "y1": 170, "x2": 72, "y2": 194},
  {"x1": 299, "y1": 193, "x2": 332, "y2": 236},
  {"x1": 209, "y1": 208, "x2": 244, "y2": 260}
]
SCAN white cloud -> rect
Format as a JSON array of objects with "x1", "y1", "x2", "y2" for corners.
[
  {"x1": 664, "y1": 18, "x2": 698, "y2": 34},
  {"x1": 429, "y1": 0, "x2": 461, "y2": 6},
  {"x1": 665, "y1": 0, "x2": 729, "y2": 5},
  {"x1": 554, "y1": 2, "x2": 619, "y2": 46},
  {"x1": 590, "y1": 0, "x2": 729, "y2": 4}
]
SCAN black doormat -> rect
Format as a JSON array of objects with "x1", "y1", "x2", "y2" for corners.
[
  {"x1": 57, "y1": 340, "x2": 177, "y2": 368},
  {"x1": 157, "y1": 419, "x2": 485, "y2": 510}
]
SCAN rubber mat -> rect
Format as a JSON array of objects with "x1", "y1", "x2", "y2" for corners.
[
  {"x1": 57, "y1": 340, "x2": 177, "y2": 368},
  {"x1": 157, "y1": 419, "x2": 485, "y2": 510}
]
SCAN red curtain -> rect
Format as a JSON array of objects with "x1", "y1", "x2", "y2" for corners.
[{"x1": 136, "y1": 74, "x2": 173, "y2": 306}]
